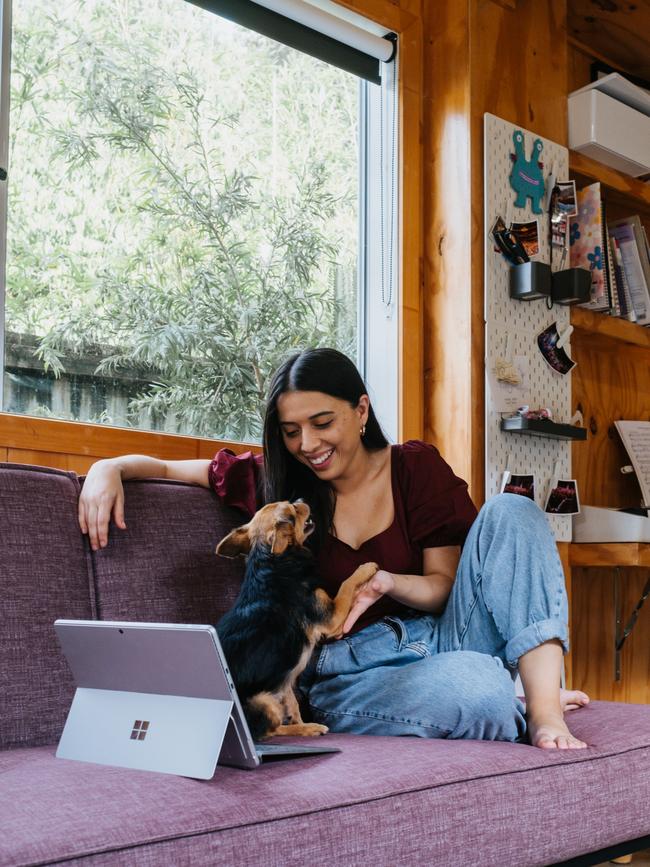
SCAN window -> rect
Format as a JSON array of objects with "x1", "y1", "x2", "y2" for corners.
[{"x1": 0, "y1": 0, "x2": 398, "y2": 442}]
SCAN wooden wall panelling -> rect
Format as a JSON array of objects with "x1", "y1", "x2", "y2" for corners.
[
  {"x1": 196, "y1": 438, "x2": 261, "y2": 460},
  {"x1": 399, "y1": 12, "x2": 424, "y2": 442},
  {"x1": 6, "y1": 450, "x2": 96, "y2": 475},
  {"x1": 0, "y1": 412, "x2": 260, "y2": 473},
  {"x1": 1, "y1": 413, "x2": 193, "y2": 459},
  {"x1": 571, "y1": 334, "x2": 650, "y2": 508},
  {"x1": 567, "y1": 0, "x2": 650, "y2": 81},
  {"x1": 567, "y1": 41, "x2": 594, "y2": 93},
  {"x1": 423, "y1": 0, "x2": 474, "y2": 490},
  {"x1": 472, "y1": 0, "x2": 569, "y2": 144},
  {"x1": 334, "y1": 0, "x2": 417, "y2": 32},
  {"x1": 571, "y1": 566, "x2": 650, "y2": 704}
]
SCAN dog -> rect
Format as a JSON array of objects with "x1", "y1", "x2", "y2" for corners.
[{"x1": 215, "y1": 499, "x2": 378, "y2": 740}]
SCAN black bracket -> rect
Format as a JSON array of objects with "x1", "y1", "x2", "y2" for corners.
[{"x1": 614, "y1": 567, "x2": 650, "y2": 681}]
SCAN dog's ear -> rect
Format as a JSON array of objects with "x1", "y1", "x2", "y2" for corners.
[
  {"x1": 216, "y1": 525, "x2": 251, "y2": 558},
  {"x1": 269, "y1": 520, "x2": 294, "y2": 555},
  {"x1": 269, "y1": 505, "x2": 296, "y2": 555}
]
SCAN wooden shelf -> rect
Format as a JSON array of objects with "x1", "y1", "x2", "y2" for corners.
[
  {"x1": 570, "y1": 306, "x2": 650, "y2": 349},
  {"x1": 569, "y1": 542, "x2": 650, "y2": 568},
  {"x1": 569, "y1": 151, "x2": 650, "y2": 212}
]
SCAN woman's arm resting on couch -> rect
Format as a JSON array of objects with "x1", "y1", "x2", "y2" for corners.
[{"x1": 79, "y1": 456, "x2": 211, "y2": 550}]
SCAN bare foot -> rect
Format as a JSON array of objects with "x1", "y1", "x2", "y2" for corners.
[
  {"x1": 560, "y1": 688, "x2": 590, "y2": 712},
  {"x1": 527, "y1": 711, "x2": 588, "y2": 749},
  {"x1": 520, "y1": 688, "x2": 590, "y2": 712}
]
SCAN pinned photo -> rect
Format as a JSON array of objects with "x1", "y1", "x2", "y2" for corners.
[
  {"x1": 500, "y1": 472, "x2": 535, "y2": 500},
  {"x1": 556, "y1": 181, "x2": 578, "y2": 217},
  {"x1": 510, "y1": 220, "x2": 540, "y2": 259},
  {"x1": 550, "y1": 181, "x2": 578, "y2": 249},
  {"x1": 545, "y1": 479, "x2": 580, "y2": 515},
  {"x1": 537, "y1": 322, "x2": 577, "y2": 377},
  {"x1": 490, "y1": 215, "x2": 529, "y2": 264}
]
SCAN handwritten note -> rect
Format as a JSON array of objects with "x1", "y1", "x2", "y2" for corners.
[{"x1": 615, "y1": 421, "x2": 650, "y2": 507}]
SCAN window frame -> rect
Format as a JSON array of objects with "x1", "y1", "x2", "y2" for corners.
[{"x1": 0, "y1": 0, "x2": 422, "y2": 463}]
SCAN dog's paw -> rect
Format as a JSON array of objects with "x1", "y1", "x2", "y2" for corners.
[
  {"x1": 356, "y1": 562, "x2": 379, "y2": 582},
  {"x1": 301, "y1": 723, "x2": 329, "y2": 736}
]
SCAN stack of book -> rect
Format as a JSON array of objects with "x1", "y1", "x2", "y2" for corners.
[{"x1": 569, "y1": 181, "x2": 650, "y2": 325}]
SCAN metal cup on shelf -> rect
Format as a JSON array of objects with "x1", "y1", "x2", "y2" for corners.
[
  {"x1": 551, "y1": 267, "x2": 591, "y2": 305},
  {"x1": 509, "y1": 261, "x2": 552, "y2": 301}
]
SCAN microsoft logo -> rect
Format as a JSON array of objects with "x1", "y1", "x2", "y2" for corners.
[{"x1": 130, "y1": 720, "x2": 150, "y2": 741}]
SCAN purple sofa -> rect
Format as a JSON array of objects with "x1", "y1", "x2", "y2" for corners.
[{"x1": 2, "y1": 462, "x2": 650, "y2": 867}]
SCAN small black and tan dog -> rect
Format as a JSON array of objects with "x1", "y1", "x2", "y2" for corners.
[{"x1": 216, "y1": 500, "x2": 377, "y2": 740}]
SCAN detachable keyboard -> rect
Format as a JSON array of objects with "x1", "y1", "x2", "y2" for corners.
[{"x1": 255, "y1": 742, "x2": 341, "y2": 756}]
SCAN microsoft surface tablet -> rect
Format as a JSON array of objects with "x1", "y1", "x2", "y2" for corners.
[{"x1": 54, "y1": 619, "x2": 340, "y2": 776}]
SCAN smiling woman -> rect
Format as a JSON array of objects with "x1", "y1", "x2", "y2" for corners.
[{"x1": 263, "y1": 348, "x2": 390, "y2": 553}]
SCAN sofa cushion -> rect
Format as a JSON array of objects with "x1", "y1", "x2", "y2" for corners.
[
  {"x1": 2, "y1": 701, "x2": 650, "y2": 867},
  {"x1": 90, "y1": 479, "x2": 245, "y2": 626},
  {"x1": 0, "y1": 464, "x2": 95, "y2": 750}
]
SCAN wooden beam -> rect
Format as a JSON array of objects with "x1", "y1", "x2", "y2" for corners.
[{"x1": 0, "y1": 412, "x2": 258, "y2": 468}]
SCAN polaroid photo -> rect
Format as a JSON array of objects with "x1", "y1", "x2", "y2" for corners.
[
  {"x1": 510, "y1": 220, "x2": 540, "y2": 259},
  {"x1": 537, "y1": 322, "x2": 577, "y2": 377},
  {"x1": 556, "y1": 181, "x2": 578, "y2": 217},
  {"x1": 545, "y1": 479, "x2": 580, "y2": 515},
  {"x1": 500, "y1": 472, "x2": 535, "y2": 501}
]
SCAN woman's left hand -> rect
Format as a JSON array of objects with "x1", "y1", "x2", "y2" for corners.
[{"x1": 341, "y1": 569, "x2": 395, "y2": 635}]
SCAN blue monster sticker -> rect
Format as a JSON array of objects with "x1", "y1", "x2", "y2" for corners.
[{"x1": 509, "y1": 130, "x2": 545, "y2": 214}]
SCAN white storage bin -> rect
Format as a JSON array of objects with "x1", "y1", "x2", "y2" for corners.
[
  {"x1": 568, "y1": 88, "x2": 650, "y2": 177},
  {"x1": 573, "y1": 505, "x2": 650, "y2": 543}
]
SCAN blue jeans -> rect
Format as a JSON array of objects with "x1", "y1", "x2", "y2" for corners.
[{"x1": 297, "y1": 493, "x2": 569, "y2": 742}]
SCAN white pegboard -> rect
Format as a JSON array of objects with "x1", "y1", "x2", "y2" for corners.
[{"x1": 484, "y1": 113, "x2": 573, "y2": 541}]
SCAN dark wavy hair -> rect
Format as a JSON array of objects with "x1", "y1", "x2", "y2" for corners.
[{"x1": 263, "y1": 348, "x2": 388, "y2": 552}]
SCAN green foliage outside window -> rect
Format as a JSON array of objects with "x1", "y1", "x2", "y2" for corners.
[{"x1": 5, "y1": 0, "x2": 359, "y2": 440}]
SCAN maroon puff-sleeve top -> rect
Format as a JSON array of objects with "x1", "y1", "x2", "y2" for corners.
[{"x1": 209, "y1": 441, "x2": 477, "y2": 636}]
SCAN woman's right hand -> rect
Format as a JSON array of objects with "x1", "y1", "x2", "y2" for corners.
[
  {"x1": 78, "y1": 455, "x2": 210, "y2": 549},
  {"x1": 78, "y1": 459, "x2": 126, "y2": 551}
]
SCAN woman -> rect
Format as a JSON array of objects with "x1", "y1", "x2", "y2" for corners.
[{"x1": 79, "y1": 348, "x2": 589, "y2": 749}]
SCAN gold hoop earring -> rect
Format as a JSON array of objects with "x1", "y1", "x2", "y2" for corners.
[{"x1": 360, "y1": 424, "x2": 366, "y2": 437}]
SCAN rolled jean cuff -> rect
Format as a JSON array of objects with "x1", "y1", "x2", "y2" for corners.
[{"x1": 505, "y1": 618, "x2": 570, "y2": 668}]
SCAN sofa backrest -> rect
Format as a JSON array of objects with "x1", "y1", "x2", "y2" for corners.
[
  {"x1": 0, "y1": 464, "x2": 95, "y2": 750},
  {"x1": 0, "y1": 465, "x2": 245, "y2": 750},
  {"x1": 91, "y1": 478, "x2": 245, "y2": 625}
]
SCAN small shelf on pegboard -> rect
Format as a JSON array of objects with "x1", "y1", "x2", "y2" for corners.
[{"x1": 500, "y1": 417, "x2": 587, "y2": 441}]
